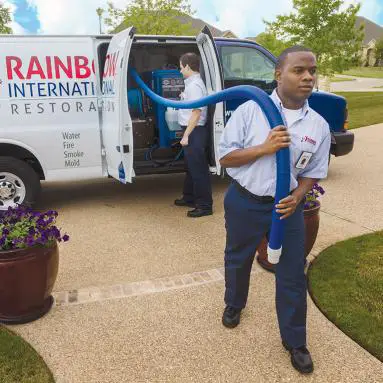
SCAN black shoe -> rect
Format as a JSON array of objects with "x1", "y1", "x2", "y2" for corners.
[
  {"x1": 187, "y1": 208, "x2": 213, "y2": 218},
  {"x1": 174, "y1": 198, "x2": 195, "y2": 208},
  {"x1": 222, "y1": 306, "x2": 242, "y2": 328},
  {"x1": 282, "y1": 341, "x2": 314, "y2": 374}
]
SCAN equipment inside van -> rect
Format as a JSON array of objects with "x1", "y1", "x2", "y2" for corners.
[
  {"x1": 97, "y1": 36, "x2": 219, "y2": 174},
  {"x1": 127, "y1": 68, "x2": 186, "y2": 166}
]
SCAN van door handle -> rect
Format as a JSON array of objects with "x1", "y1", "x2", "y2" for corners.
[{"x1": 116, "y1": 145, "x2": 130, "y2": 153}]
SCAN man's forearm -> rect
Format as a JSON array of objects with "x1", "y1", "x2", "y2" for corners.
[
  {"x1": 183, "y1": 110, "x2": 201, "y2": 137},
  {"x1": 292, "y1": 177, "x2": 318, "y2": 203},
  {"x1": 219, "y1": 145, "x2": 267, "y2": 167}
]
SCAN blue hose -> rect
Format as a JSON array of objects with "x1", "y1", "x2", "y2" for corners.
[{"x1": 130, "y1": 69, "x2": 290, "y2": 263}]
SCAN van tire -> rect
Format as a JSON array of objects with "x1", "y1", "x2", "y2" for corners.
[{"x1": 0, "y1": 157, "x2": 41, "y2": 211}]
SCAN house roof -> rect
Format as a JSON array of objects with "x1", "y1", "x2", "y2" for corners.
[
  {"x1": 115, "y1": 12, "x2": 233, "y2": 37},
  {"x1": 356, "y1": 16, "x2": 383, "y2": 45},
  {"x1": 176, "y1": 15, "x2": 225, "y2": 37}
]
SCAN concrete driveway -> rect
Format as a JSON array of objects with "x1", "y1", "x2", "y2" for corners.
[
  {"x1": 330, "y1": 75, "x2": 383, "y2": 92},
  {"x1": 10, "y1": 124, "x2": 383, "y2": 382}
]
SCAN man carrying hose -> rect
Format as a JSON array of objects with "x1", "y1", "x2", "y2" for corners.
[{"x1": 219, "y1": 46, "x2": 331, "y2": 374}]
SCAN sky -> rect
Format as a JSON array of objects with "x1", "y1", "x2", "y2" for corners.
[{"x1": 3, "y1": 0, "x2": 383, "y2": 37}]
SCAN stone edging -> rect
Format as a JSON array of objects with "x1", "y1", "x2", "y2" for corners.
[{"x1": 53, "y1": 267, "x2": 235, "y2": 307}]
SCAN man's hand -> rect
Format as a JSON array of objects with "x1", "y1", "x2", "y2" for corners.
[
  {"x1": 180, "y1": 135, "x2": 189, "y2": 146},
  {"x1": 275, "y1": 195, "x2": 300, "y2": 220},
  {"x1": 261, "y1": 126, "x2": 290, "y2": 155}
]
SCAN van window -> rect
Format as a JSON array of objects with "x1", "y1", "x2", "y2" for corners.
[{"x1": 220, "y1": 45, "x2": 276, "y2": 92}]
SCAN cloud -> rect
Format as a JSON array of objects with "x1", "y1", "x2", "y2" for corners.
[
  {"x1": 192, "y1": 0, "x2": 293, "y2": 37},
  {"x1": 20, "y1": 0, "x2": 383, "y2": 37},
  {"x1": 358, "y1": 0, "x2": 383, "y2": 21},
  {"x1": 3, "y1": 0, "x2": 29, "y2": 34},
  {"x1": 24, "y1": 0, "x2": 293, "y2": 37},
  {"x1": 25, "y1": 0, "x2": 129, "y2": 34},
  {"x1": 202, "y1": 0, "x2": 383, "y2": 38}
]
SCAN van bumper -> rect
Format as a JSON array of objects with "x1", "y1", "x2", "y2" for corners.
[{"x1": 330, "y1": 130, "x2": 354, "y2": 157}]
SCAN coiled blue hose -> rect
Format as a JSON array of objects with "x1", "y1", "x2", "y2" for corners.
[{"x1": 130, "y1": 69, "x2": 290, "y2": 263}]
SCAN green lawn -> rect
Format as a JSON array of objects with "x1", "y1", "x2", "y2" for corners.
[
  {"x1": 335, "y1": 92, "x2": 383, "y2": 129},
  {"x1": 341, "y1": 67, "x2": 383, "y2": 79},
  {"x1": 308, "y1": 231, "x2": 383, "y2": 362},
  {"x1": 0, "y1": 327, "x2": 54, "y2": 383}
]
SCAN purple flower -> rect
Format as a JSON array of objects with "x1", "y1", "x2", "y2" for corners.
[
  {"x1": 25, "y1": 236, "x2": 36, "y2": 247},
  {"x1": 304, "y1": 183, "x2": 325, "y2": 210},
  {"x1": 0, "y1": 205, "x2": 69, "y2": 251},
  {"x1": 37, "y1": 217, "x2": 46, "y2": 226}
]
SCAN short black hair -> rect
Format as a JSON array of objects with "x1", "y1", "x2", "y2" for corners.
[
  {"x1": 180, "y1": 53, "x2": 200, "y2": 72},
  {"x1": 276, "y1": 46, "x2": 314, "y2": 69}
]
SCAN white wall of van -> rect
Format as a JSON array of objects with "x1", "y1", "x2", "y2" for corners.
[
  {"x1": 0, "y1": 36, "x2": 103, "y2": 183},
  {"x1": 0, "y1": 27, "x2": 223, "y2": 210}
]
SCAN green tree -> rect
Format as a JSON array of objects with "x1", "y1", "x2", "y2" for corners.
[
  {"x1": 0, "y1": 3, "x2": 12, "y2": 34},
  {"x1": 265, "y1": 0, "x2": 364, "y2": 76},
  {"x1": 255, "y1": 31, "x2": 288, "y2": 57},
  {"x1": 375, "y1": 38, "x2": 383, "y2": 66},
  {"x1": 104, "y1": 0, "x2": 197, "y2": 36},
  {"x1": 96, "y1": 7, "x2": 105, "y2": 34}
]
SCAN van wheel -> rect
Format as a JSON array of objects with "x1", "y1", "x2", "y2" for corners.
[{"x1": 0, "y1": 157, "x2": 41, "y2": 211}]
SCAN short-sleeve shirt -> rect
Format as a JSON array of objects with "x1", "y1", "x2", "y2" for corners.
[
  {"x1": 218, "y1": 90, "x2": 331, "y2": 197},
  {"x1": 178, "y1": 73, "x2": 208, "y2": 126}
]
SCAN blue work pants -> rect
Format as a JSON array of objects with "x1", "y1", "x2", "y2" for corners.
[
  {"x1": 182, "y1": 125, "x2": 212, "y2": 210},
  {"x1": 224, "y1": 183, "x2": 307, "y2": 348}
]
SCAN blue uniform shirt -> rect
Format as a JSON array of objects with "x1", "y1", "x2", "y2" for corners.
[{"x1": 218, "y1": 90, "x2": 331, "y2": 197}]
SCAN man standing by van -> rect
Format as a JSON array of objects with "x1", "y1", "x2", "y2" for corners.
[
  {"x1": 174, "y1": 53, "x2": 213, "y2": 218},
  {"x1": 219, "y1": 46, "x2": 331, "y2": 374}
]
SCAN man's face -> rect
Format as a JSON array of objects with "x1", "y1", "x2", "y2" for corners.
[
  {"x1": 180, "y1": 61, "x2": 191, "y2": 78},
  {"x1": 275, "y1": 52, "x2": 317, "y2": 103}
]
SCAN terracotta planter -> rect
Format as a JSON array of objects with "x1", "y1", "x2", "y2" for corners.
[
  {"x1": 0, "y1": 242, "x2": 59, "y2": 324},
  {"x1": 257, "y1": 203, "x2": 320, "y2": 272}
]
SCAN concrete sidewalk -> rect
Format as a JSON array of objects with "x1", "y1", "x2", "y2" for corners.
[
  {"x1": 331, "y1": 75, "x2": 383, "y2": 92},
  {"x1": 11, "y1": 124, "x2": 383, "y2": 382}
]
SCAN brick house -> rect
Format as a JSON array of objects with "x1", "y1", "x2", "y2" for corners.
[{"x1": 356, "y1": 16, "x2": 383, "y2": 67}]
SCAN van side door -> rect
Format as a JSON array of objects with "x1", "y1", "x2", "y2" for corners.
[
  {"x1": 100, "y1": 27, "x2": 135, "y2": 183},
  {"x1": 196, "y1": 26, "x2": 225, "y2": 176}
]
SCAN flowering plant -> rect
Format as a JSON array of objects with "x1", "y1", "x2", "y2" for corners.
[
  {"x1": 0, "y1": 205, "x2": 69, "y2": 251},
  {"x1": 304, "y1": 183, "x2": 325, "y2": 210}
]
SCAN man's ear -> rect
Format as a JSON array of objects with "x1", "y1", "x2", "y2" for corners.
[{"x1": 275, "y1": 69, "x2": 282, "y2": 83}]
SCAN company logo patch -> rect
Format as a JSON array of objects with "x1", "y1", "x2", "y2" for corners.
[{"x1": 301, "y1": 136, "x2": 316, "y2": 145}]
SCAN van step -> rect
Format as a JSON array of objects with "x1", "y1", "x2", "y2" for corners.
[{"x1": 134, "y1": 160, "x2": 186, "y2": 176}]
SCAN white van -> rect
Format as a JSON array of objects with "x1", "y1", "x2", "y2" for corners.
[{"x1": 0, "y1": 26, "x2": 352, "y2": 211}]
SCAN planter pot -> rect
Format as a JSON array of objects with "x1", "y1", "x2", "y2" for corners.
[
  {"x1": 257, "y1": 203, "x2": 321, "y2": 273},
  {"x1": 0, "y1": 242, "x2": 59, "y2": 324}
]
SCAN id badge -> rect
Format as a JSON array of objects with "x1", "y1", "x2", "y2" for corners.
[{"x1": 295, "y1": 151, "x2": 313, "y2": 169}]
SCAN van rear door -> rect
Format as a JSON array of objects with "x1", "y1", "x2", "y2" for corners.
[
  {"x1": 196, "y1": 26, "x2": 225, "y2": 175},
  {"x1": 101, "y1": 27, "x2": 135, "y2": 183}
]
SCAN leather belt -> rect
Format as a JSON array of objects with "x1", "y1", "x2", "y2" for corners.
[{"x1": 233, "y1": 180, "x2": 275, "y2": 204}]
